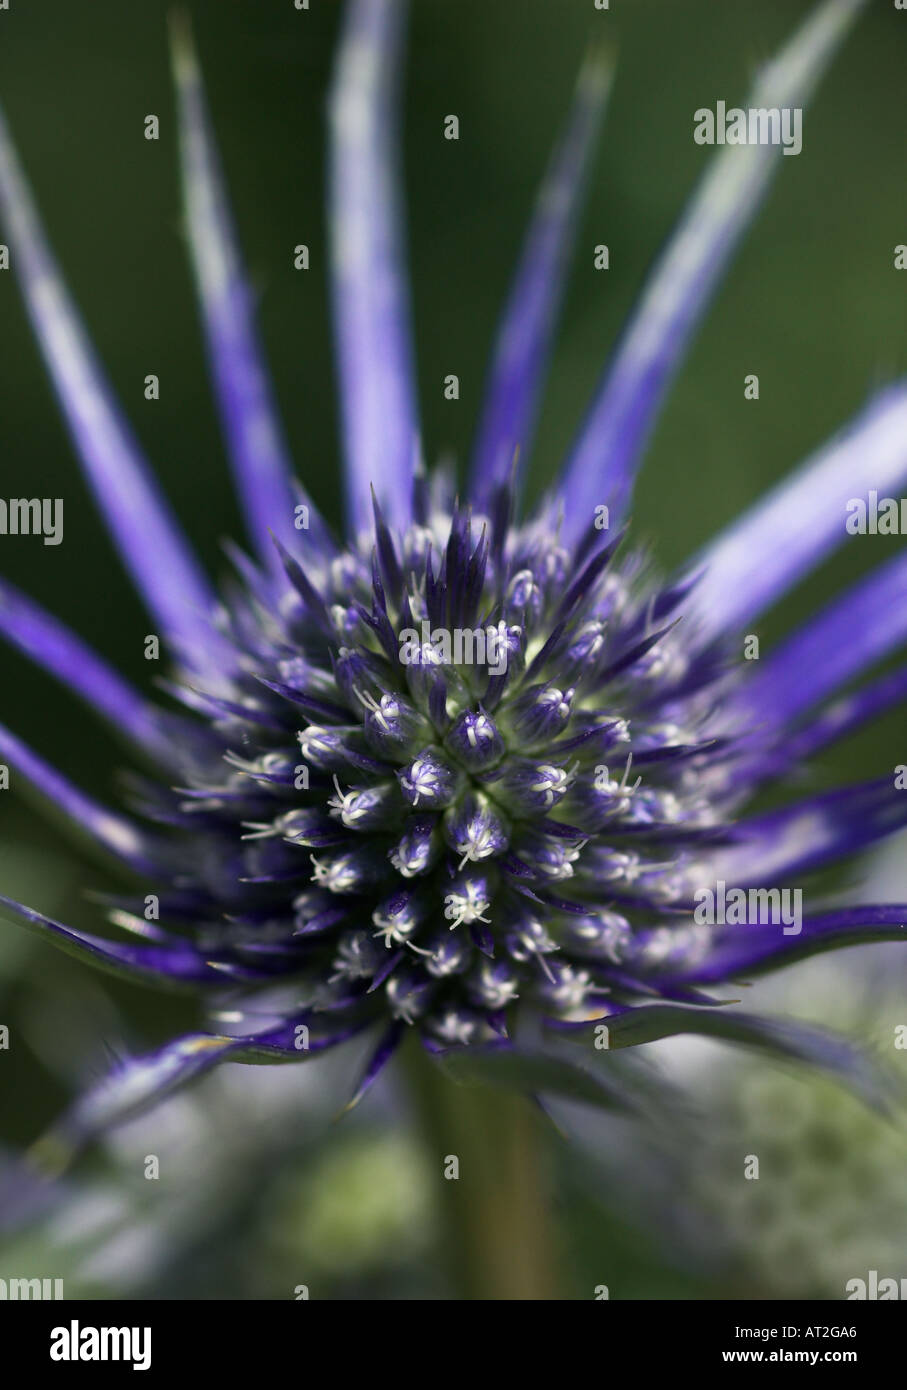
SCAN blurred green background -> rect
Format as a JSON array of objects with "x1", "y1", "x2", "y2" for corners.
[{"x1": 0, "y1": 0, "x2": 906, "y2": 1298}]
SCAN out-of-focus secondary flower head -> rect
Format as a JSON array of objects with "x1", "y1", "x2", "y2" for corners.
[{"x1": 1, "y1": 0, "x2": 907, "y2": 1164}]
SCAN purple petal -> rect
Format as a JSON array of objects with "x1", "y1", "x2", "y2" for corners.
[
  {"x1": 0, "y1": 894, "x2": 260, "y2": 988},
  {"x1": 702, "y1": 778, "x2": 907, "y2": 887},
  {"x1": 556, "y1": 0, "x2": 867, "y2": 541},
  {"x1": 0, "y1": 107, "x2": 234, "y2": 686},
  {"x1": 686, "y1": 385, "x2": 907, "y2": 642},
  {"x1": 731, "y1": 548, "x2": 907, "y2": 732},
  {"x1": 342, "y1": 1021, "x2": 404, "y2": 1111},
  {"x1": 328, "y1": 0, "x2": 419, "y2": 537},
  {"x1": 170, "y1": 16, "x2": 332, "y2": 574},
  {"x1": 0, "y1": 577, "x2": 183, "y2": 768},
  {"x1": 470, "y1": 50, "x2": 611, "y2": 507},
  {"x1": 30, "y1": 1020, "x2": 365, "y2": 1171},
  {"x1": 0, "y1": 722, "x2": 158, "y2": 873},
  {"x1": 784, "y1": 664, "x2": 907, "y2": 764},
  {"x1": 29, "y1": 1033, "x2": 248, "y2": 1174},
  {"x1": 658, "y1": 905, "x2": 907, "y2": 985}
]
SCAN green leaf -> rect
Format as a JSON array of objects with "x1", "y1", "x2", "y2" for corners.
[
  {"x1": 436, "y1": 1044, "x2": 639, "y2": 1115},
  {"x1": 599, "y1": 1005, "x2": 897, "y2": 1113}
]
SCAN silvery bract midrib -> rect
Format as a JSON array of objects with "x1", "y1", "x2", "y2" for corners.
[{"x1": 1, "y1": 0, "x2": 907, "y2": 1164}]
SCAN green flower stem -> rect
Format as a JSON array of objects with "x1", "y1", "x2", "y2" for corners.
[{"x1": 402, "y1": 1038, "x2": 564, "y2": 1300}]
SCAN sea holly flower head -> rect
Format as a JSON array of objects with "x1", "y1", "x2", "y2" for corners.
[{"x1": 1, "y1": 0, "x2": 907, "y2": 1166}]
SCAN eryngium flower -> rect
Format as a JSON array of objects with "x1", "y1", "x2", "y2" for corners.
[{"x1": 1, "y1": 0, "x2": 906, "y2": 1161}]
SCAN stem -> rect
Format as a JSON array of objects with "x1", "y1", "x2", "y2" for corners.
[{"x1": 402, "y1": 1038, "x2": 564, "y2": 1299}]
